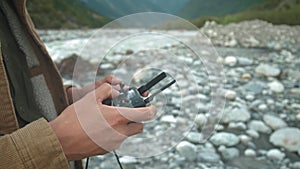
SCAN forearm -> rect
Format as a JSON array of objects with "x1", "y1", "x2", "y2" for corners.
[{"x1": 0, "y1": 118, "x2": 68, "y2": 169}]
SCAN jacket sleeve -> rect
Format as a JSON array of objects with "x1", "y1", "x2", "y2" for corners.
[{"x1": 0, "y1": 118, "x2": 69, "y2": 169}]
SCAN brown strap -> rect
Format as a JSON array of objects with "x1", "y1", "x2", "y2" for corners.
[{"x1": 0, "y1": 44, "x2": 19, "y2": 134}]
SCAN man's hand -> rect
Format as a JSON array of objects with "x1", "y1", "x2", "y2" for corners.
[
  {"x1": 67, "y1": 75, "x2": 121, "y2": 103},
  {"x1": 50, "y1": 83, "x2": 157, "y2": 160}
]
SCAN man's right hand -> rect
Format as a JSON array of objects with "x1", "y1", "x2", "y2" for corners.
[{"x1": 49, "y1": 83, "x2": 157, "y2": 160}]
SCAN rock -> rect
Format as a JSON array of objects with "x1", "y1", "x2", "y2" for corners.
[
  {"x1": 266, "y1": 149, "x2": 285, "y2": 161},
  {"x1": 100, "y1": 63, "x2": 114, "y2": 69},
  {"x1": 176, "y1": 141, "x2": 197, "y2": 161},
  {"x1": 246, "y1": 129, "x2": 260, "y2": 139},
  {"x1": 270, "y1": 128, "x2": 300, "y2": 152},
  {"x1": 225, "y1": 90, "x2": 237, "y2": 100},
  {"x1": 297, "y1": 113, "x2": 300, "y2": 121},
  {"x1": 245, "y1": 94, "x2": 255, "y2": 101},
  {"x1": 186, "y1": 132, "x2": 203, "y2": 144},
  {"x1": 119, "y1": 156, "x2": 138, "y2": 164},
  {"x1": 268, "y1": 81, "x2": 285, "y2": 93},
  {"x1": 242, "y1": 81, "x2": 266, "y2": 94},
  {"x1": 255, "y1": 64, "x2": 281, "y2": 77},
  {"x1": 239, "y1": 135, "x2": 251, "y2": 145},
  {"x1": 244, "y1": 149, "x2": 256, "y2": 157},
  {"x1": 224, "y1": 56, "x2": 237, "y2": 67},
  {"x1": 248, "y1": 120, "x2": 272, "y2": 133},
  {"x1": 258, "y1": 104, "x2": 268, "y2": 111},
  {"x1": 291, "y1": 162, "x2": 300, "y2": 169},
  {"x1": 222, "y1": 107, "x2": 251, "y2": 123},
  {"x1": 241, "y1": 73, "x2": 252, "y2": 81},
  {"x1": 125, "y1": 49, "x2": 134, "y2": 55},
  {"x1": 291, "y1": 88, "x2": 300, "y2": 95},
  {"x1": 210, "y1": 132, "x2": 239, "y2": 146},
  {"x1": 195, "y1": 114, "x2": 207, "y2": 128},
  {"x1": 218, "y1": 146, "x2": 240, "y2": 161},
  {"x1": 161, "y1": 115, "x2": 177, "y2": 123},
  {"x1": 263, "y1": 114, "x2": 287, "y2": 130},
  {"x1": 237, "y1": 57, "x2": 253, "y2": 66},
  {"x1": 198, "y1": 151, "x2": 220, "y2": 163},
  {"x1": 228, "y1": 122, "x2": 247, "y2": 130}
]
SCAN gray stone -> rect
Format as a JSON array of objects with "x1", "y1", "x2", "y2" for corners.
[
  {"x1": 291, "y1": 162, "x2": 300, "y2": 169},
  {"x1": 246, "y1": 129, "x2": 260, "y2": 139},
  {"x1": 186, "y1": 132, "x2": 203, "y2": 144},
  {"x1": 195, "y1": 114, "x2": 207, "y2": 128},
  {"x1": 219, "y1": 147, "x2": 240, "y2": 161},
  {"x1": 270, "y1": 128, "x2": 300, "y2": 152},
  {"x1": 242, "y1": 81, "x2": 266, "y2": 94},
  {"x1": 222, "y1": 107, "x2": 251, "y2": 123},
  {"x1": 176, "y1": 141, "x2": 197, "y2": 161},
  {"x1": 160, "y1": 115, "x2": 177, "y2": 123},
  {"x1": 198, "y1": 151, "x2": 220, "y2": 163},
  {"x1": 237, "y1": 57, "x2": 253, "y2": 66},
  {"x1": 225, "y1": 90, "x2": 237, "y2": 100},
  {"x1": 255, "y1": 64, "x2": 281, "y2": 77},
  {"x1": 263, "y1": 114, "x2": 287, "y2": 130},
  {"x1": 244, "y1": 149, "x2": 256, "y2": 157},
  {"x1": 210, "y1": 132, "x2": 239, "y2": 146},
  {"x1": 224, "y1": 56, "x2": 237, "y2": 67},
  {"x1": 266, "y1": 149, "x2": 285, "y2": 161},
  {"x1": 248, "y1": 120, "x2": 272, "y2": 133},
  {"x1": 119, "y1": 156, "x2": 138, "y2": 164},
  {"x1": 268, "y1": 81, "x2": 285, "y2": 93}
]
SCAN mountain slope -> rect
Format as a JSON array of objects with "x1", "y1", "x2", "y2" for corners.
[
  {"x1": 77, "y1": 0, "x2": 190, "y2": 19},
  {"x1": 191, "y1": 0, "x2": 300, "y2": 27},
  {"x1": 26, "y1": 0, "x2": 110, "y2": 29},
  {"x1": 179, "y1": 0, "x2": 266, "y2": 19}
]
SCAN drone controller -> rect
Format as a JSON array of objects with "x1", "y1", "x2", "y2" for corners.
[{"x1": 103, "y1": 72, "x2": 176, "y2": 108}]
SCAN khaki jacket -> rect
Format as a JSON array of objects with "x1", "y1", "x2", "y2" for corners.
[{"x1": 0, "y1": 0, "x2": 78, "y2": 168}]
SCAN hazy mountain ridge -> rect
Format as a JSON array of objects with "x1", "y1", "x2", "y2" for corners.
[{"x1": 26, "y1": 0, "x2": 110, "y2": 29}]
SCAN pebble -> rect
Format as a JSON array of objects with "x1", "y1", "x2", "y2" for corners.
[
  {"x1": 186, "y1": 132, "x2": 203, "y2": 144},
  {"x1": 222, "y1": 107, "x2": 251, "y2": 123},
  {"x1": 241, "y1": 73, "x2": 252, "y2": 81},
  {"x1": 224, "y1": 56, "x2": 237, "y2": 67},
  {"x1": 291, "y1": 162, "x2": 300, "y2": 169},
  {"x1": 297, "y1": 113, "x2": 300, "y2": 121},
  {"x1": 176, "y1": 141, "x2": 197, "y2": 161},
  {"x1": 258, "y1": 104, "x2": 268, "y2": 111},
  {"x1": 210, "y1": 132, "x2": 239, "y2": 146},
  {"x1": 237, "y1": 57, "x2": 253, "y2": 66},
  {"x1": 270, "y1": 128, "x2": 300, "y2": 152},
  {"x1": 119, "y1": 156, "x2": 138, "y2": 164},
  {"x1": 248, "y1": 120, "x2": 272, "y2": 133},
  {"x1": 228, "y1": 122, "x2": 247, "y2": 130},
  {"x1": 245, "y1": 94, "x2": 255, "y2": 101},
  {"x1": 246, "y1": 129, "x2": 260, "y2": 139},
  {"x1": 218, "y1": 146, "x2": 240, "y2": 161},
  {"x1": 255, "y1": 64, "x2": 281, "y2": 77},
  {"x1": 198, "y1": 151, "x2": 220, "y2": 163},
  {"x1": 244, "y1": 149, "x2": 256, "y2": 157},
  {"x1": 224, "y1": 90, "x2": 237, "y2": 100},
  {"x1": 195, "y1": 114, "x2": 207, "y2": 128},
  {"x1": 160, "y1": 115, "x2": 177, "y2": 123},
  {"x1": 267, "y1": 149, "x2": 285, "y2": 161},
  {"x1": 268, "y1": 81, "x2": 285, "y2": 93},
  {"x1": 263, "y1": 114, "x2": 287, "y2": 130}
]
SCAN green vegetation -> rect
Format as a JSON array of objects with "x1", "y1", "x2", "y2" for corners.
[
  {"x1": 26, "y1": 0, "x2": 110, "y2": 29},
  {"x1": 191, "y1": 0, "x2": 300, "y2": 27}
]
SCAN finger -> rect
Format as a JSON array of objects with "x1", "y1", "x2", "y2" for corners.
[
  {"x1": 93, "y1": 83, "x2": 120, "y2": 101},
  {"x1": 126, "y1": 123, "x2": 144, "y2": 136},
  {"x1": 95, "y1": 75, "x2": 122, "y2": 87},
  {"x1": 141, "y1": 91, "x2": 149, "y2": 97},
  {"x1": 112, "y1": 105, "x2": 157, "y2": 123}
]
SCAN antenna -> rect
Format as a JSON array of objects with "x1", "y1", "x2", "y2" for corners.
[
  {"x1": 138, "y1": 72, "x2": 167, "y2": 94},
  {"x1": 144, "y1": 80, "x2": 176, "y2": 104}
]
